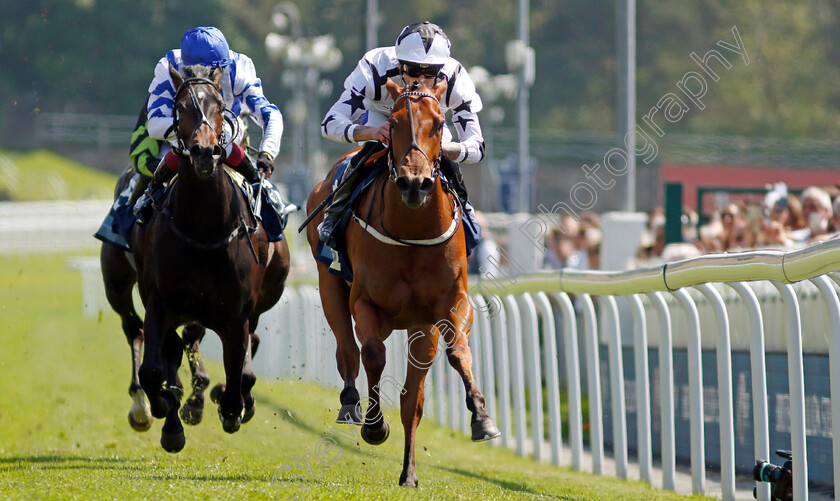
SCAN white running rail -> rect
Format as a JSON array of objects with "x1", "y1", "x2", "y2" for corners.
[{"x1": 72, "y1": 236, "x2": 840, "y2": 500}]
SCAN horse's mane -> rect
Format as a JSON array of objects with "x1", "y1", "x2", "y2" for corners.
[{"x1": 181, "y1": 64, "x2": 214, "y2": 79}]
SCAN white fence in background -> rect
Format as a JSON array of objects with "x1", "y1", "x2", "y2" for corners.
[
  {"x1": 0, "y1": 200, "x2": 112, "y2": 254},
  {"x1": 67, "y1": 218, "x2": 840, "y2": 500},
  {"x1": 227, "y1": 241, "x2": 840, "y2": 501}
]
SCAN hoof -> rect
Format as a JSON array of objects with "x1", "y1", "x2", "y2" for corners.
[
  {"x1": 160, "y1": 431, "x2": 186, "y2": 453},
  {"x1": 336, "y1": 404, "x2": 362, "y2": 424},
  {"x1": 361, "y1": 420, "x2": 390, "y2": 445},
  {"x1": 128, "y1": 410, "x2": 153, "y2": 432},
  {"x1": 180, "y1": 401, "x2": 204, "y2": 426},
  {"x1": 242, "y1": 402, "x2": 255, "y2": 424},
  {"x1": 471, "y1": 415, "x2": 501, "y2": 442},
  {"x1": 222, "y1": 416, "x2": 242, "y2": 434},
  {"x1": 399, "y1": 476, "x2": 418, "y2": 488},
  {"x1": 149, "y1": 395, "x2": 170, "y2": 419},
  {"x1": 219, "y1": 406, "x2": 241, "y2": 434},
  {"x1": 210, "y1": 384, "x2": 225, "y2": 405}
]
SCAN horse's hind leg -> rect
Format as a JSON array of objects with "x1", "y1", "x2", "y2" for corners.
[
  {"x1": 216, "y1": 320, "x2": 249, "y2": 434},
  {"x1": 100, "y1": 242, "x2": 151, "y2": 432},
  {"x1": 211, "y1": 327, "x2": 259, "y2": 425},
  {"x1": 160, "y1": 328, "x2": 186, "y2": 452},
  {"x1": 317, "y1": 265, "x2": 362, "y2": 423},
  {"x1": 442, "y1": 299, "x2": 501, "y2": 442},
  {"x1": 240, "y1": 333, "x2": 257, "y2": 424},
  {"x1": 180, "y1": 323, "x2": 209, "y2": 425}
]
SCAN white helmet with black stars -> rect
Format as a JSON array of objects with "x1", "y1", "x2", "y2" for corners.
[{"x1": 394, "y1": 21, "x2": 451, "y2": 66}]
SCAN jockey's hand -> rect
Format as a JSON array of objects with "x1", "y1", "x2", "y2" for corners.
[
  {"x1": 441, "y1": 142, "x2": 462, "y2": 161},
  {"x1": 353, "y1": 123, "x2": 390, "y2": 145},
  {"x1": 257, "y1": 151, "x2": 274, "y2": 177}
]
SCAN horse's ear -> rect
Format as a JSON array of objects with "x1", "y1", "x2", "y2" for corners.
[
  {"x1": 168, "y1": 62, "x2": 183, "y2": 89},
  {"x1": 209, "y1": 63, "x2": 223, "y2": 88},
  {"x1": 386, "y1": 79, "x2": 403, "y2": 101},
  {"x1": 430, "y1": 78, "x2": 448, "y2": 102}
]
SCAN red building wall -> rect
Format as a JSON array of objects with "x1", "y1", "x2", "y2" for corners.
[{"x1": 662, "y1": 163, "x2": 840, "y2": 212}]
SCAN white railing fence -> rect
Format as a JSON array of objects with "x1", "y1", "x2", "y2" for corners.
[{"x1": 71, "y1": 237, "x2": 840, "y2": 500}]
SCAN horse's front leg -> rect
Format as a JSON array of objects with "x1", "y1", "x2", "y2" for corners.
[
  {"x1": 399, "y1": 324, "x2": 437, "y2": 487},
  {"x1": 318, "y1": 266, "x2": 362, "y2": 424},
  {"x1": 160, "y1": 328, "x2": 185, "y2": 452},
  {"x1": 442, "y1": 297, "x2": 500, "y2": 442},
  {"x1": 216, "y1": 319, "x2": 249, "y2": 434},
  {"x1": 138, "y1": 295, "x2": 178, "y2": 420},
  {"x1": 179, "y1": 323, "x2": 209, "y2": 425},
  {"x1": 354, "y1": 299, "x2": 390, "y2": 445}
]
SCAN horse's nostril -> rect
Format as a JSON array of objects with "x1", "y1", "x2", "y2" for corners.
[
  {"x1": 190, "y1": 145, "x2": 202, "y2": 158},
  {"x1": 213, "y1": 145, "x2": 222, "y2": 158},
  {"x1": 419, "y1": 178, "x2": 434, "y2": 193},
  {"x1": 395, "y1": 177, "x2": 410, "y2": 192}
]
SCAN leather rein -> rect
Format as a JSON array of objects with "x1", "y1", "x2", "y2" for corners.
[
  {"x1": 353, "y1": 90, "x2": 461, "y2": 248},
  {"x1": 155, "y1": 77, "x2": 260, "y2": 260}
]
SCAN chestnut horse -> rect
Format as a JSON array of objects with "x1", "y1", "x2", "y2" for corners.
[
  {"x1": 305, "y1": 79, "x2": 499, "y2": 486},
  {"x1": 100, "y1": 63, "x2": 289, "y2": 452}
]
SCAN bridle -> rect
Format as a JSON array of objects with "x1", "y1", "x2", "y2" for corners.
[
  {"x1": 388, "y1": 91, "x2": 442, "y2": 182},
  {"x1": 158, "y1": 75, "x2": 260, "y2": 261},
  {"x1": 351, "y1": 89, "x2": 461, "y2": 248},
  {"x1": 170, "y1": 76, "x2": 235, "y2": 153}
]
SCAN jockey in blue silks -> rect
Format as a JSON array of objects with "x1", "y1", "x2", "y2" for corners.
[{"x1": 132, "y1": 26, "x2": 285, "y2": 224}]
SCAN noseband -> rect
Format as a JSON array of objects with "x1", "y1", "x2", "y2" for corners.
[
  {"x1": 388, "y1": 91, "x2": 442, "y2": 181},
  {"x1": 171, "y1": 77, "x2": 229, "y2": 152}
]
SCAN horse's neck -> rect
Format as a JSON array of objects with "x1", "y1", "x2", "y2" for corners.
[
  {"x1": 380, "y1": 178, "x2": 452, "y2": 238},
  {"x1": 172, "y1": 165, "x2": 238, "y2": 233}
]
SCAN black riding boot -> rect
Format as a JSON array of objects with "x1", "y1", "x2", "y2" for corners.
[
  {"x1": 134, "y1": 160, "x2": 176, "y2": 224},
  {"x1": 231, "y1": 153, "x2": 261, "y2": 184},
  {"x1": 129, "y1": 173, "x2": 152, "y2": 206},
  {"x1": 439, "y1": 156, "x2": 481, "y2": 253},
  {"x1": 318, "y1": 142, "x2": 385, "y2": 248},
  {"x1": 439, "y1": 157, "x2": 474, "y2": 218}
]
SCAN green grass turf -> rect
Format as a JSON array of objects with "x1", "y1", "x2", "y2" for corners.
[
  {"x1": 0, "y1": 252, "x2": 712, "y2": 500},
  {"x1": 0, "y1": 149, "x2": 117, "y2": 201}
]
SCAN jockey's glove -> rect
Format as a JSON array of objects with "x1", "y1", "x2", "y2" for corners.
[{"x1": 257, "y1": 152, "x2": 274, "y2": 178}]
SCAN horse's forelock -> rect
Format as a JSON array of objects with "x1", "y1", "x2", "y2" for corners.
[{"x1": 181, "y1": 64, "x2": 213, "y2": 79}]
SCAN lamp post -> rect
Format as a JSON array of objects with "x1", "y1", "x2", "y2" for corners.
[
  {"x1": 468, "y1": 66, "x2": 518, "y2": 211},
  {"x1": 265, "y1": 2, "x2": 342, "y2": 195},
  {"x1": 506, "y1": 1, "x2": 534, "y2": 214}
]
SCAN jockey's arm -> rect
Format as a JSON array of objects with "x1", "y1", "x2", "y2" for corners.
[
  {"x1": 352, "y1": 123, "x2": 390, "y2": 144},
  {"x1": 442, "y1": 64, "x2": 486, "y2": 164},
  {"x1": 146, "y1": 55, "x2": 180, "y2": 149},
  {"x1": 321, "y1": 56, "x2": 376, "y2": 144},
  {"x1": 234, "y1": 54, "x2": 283, "y2": 160}
]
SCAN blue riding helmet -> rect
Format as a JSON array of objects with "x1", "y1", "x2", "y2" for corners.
[{"x1": 181, "y1": 26, "x2": 233, "y2": 67}]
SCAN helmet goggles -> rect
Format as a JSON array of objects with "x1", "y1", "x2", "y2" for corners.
[{"x1": 399, "y1": 61, "x2": 443, "y2": 78}]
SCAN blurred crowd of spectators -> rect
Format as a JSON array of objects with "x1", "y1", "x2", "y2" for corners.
[
  {"x1": 635, "y1": 183, "x2": 840, "y2": 268},
  {"x1": 468, "y1": 182, "x2": 840, "y2": 274}
]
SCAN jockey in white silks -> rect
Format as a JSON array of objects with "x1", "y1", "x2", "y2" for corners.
[{"x1": 318, "y1": 21, "x2": 485, "y2": 253}]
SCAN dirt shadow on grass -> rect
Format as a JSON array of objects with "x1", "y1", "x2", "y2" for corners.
[
  {"x1": 430, "y1": 464, "x2": 567, "y2": 499},
  {"x1": 253, "y1": 394, "x2": 385, "y2": 461},
  {"x1": 0, "y1": 454, "x2": 141, "y2": 471}
]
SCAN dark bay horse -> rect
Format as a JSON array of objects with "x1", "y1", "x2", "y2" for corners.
[
  {"x1": 305, "y1": 79, "x2": 499, "y2": 486},
  {"x1": 100, "y1": 63, "x2": 289, "y2": 452}
]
